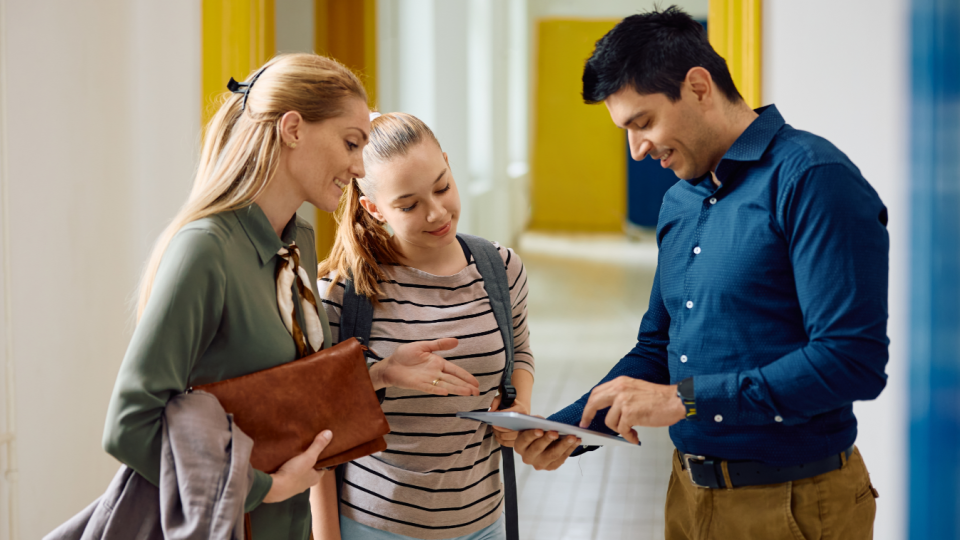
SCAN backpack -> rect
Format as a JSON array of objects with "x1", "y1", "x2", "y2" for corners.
[{"x1": 337, "y1": 233, "x2": 520, "y2": 540}]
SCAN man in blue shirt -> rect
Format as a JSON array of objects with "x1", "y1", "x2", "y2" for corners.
[{"x1": 509, "y1": 7, "x2": 887, "y2": 539}]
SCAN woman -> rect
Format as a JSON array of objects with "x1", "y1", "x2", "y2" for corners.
[
  {"x1": 313, "y1": 112, "x2": 535, "y2": 540},
  {"x1": 102, "y1": 55, "x2": 480, "y2": 539}
]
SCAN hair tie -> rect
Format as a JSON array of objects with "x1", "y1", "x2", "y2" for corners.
[
  {"x1": 369, "y1": 112, "x2": 381, "y2": 121},
  {"x1": 227, "y1": 66, "x2": 268, "y2": 112}
]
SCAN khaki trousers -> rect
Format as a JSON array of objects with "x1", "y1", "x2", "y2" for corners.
[{"x1": 664, "y1": 446, "x2": 878, "y2": 540}]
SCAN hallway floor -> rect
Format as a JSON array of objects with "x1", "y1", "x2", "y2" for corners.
[{"x1": 513, "y1": 233, "x2": 673, "y2": 540}]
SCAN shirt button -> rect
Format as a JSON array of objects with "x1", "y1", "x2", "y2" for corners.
[
  {"x1": 775, "y1": 416, "x2": 783, "y2": 423},
  {"x1": 714, "y1": 415, "x2": 723, "y2": 423},
  {"x1": 686, "y1": 301, "x2": 694, "y2": 309},
  {"x1": 693, "y1": 246, "x2": 701, "y2": 255},
  {"x1": 680, "y1": 355, "x2": 688, "y2": 363},
  {"x1": 709, "y1": 197, "x2": 717, "y2": 205}
]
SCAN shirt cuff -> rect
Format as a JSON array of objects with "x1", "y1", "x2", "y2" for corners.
[
  {"x1": 244, "y1": 468, "x2": 273, "y2": 513},
  {"x1": 693, "y1": 371, "x2": 787, "y2": 426}
]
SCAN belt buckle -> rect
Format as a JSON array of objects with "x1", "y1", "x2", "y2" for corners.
[{"x1": 683, "y1": 454, "x2": 707, "y2": 487}]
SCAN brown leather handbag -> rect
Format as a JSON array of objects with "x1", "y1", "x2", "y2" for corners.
[{"x1": 192, "y1": 337, "x2": 389, "y2": 473}]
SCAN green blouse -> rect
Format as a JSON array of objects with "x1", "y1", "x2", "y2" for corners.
[{"x1": 103, "y1": 203, "x2": 332, "y2": 539}]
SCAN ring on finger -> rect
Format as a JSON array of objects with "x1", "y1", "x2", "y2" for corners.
[{"x1": 432, "y1": 378, "x2": 441, "y2": 386}]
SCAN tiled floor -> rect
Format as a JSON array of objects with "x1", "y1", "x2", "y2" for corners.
[{"x1": 513, "y1": 233, "x2": 673, "y2": 540}]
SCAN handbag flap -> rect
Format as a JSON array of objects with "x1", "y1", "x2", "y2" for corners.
[{"x1": 193, "y1": 338, "x2": 390, "y2": 473}]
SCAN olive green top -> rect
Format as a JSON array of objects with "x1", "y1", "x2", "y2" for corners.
[{"x1": 103, "y1": 203, "x2": 332, "y2": 539}]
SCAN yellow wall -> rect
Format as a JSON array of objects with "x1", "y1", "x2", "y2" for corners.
[
  {"x1": 708, "y1": 0, "x2": 762, "y2": 108},
  {"x1": 313, "y1": 0, "x2": 377, "y2": 259},
  {"x1": 201, "y1": 0, "x2": 276, "y2": 126},
  {"x1": 530, "y1": 19, "x2": 626, "y2": 233}
]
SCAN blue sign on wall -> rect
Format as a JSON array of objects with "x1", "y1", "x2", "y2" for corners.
[{"x1": 909, "y1": 1, "x2": 960, "y2": 538}]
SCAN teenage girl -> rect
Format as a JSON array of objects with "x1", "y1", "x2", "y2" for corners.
[
  {"x1": 102, "y1": 56, "x2": 479, "y2": 539},
  {"x1": 313, "y1": 112, "x2": 535, "y2": 540}
]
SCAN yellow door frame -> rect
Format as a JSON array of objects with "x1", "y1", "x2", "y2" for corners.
[
  {"x1": 201, "y1": 0, "x2": 276, "y2": 126},
  {"x1": 313, "y1": 0, "x2": 377, "y2": 259},
  {"x1": 708, "y1": 0, "x2": 762, "y2": 108}
]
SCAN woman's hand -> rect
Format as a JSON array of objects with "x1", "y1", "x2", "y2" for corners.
[
  {"x1": 489, "y1": 392, "x2": 531, "y2": 448},
  {"x1": 263, "y1": 430, "x2": 333, "y2": 503},
  {"x1": 369, "y1": 338, "x2": 480, "y2": 397}
]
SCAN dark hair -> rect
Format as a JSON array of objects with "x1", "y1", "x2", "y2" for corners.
[{"x1": 582, "y1": 6, "x2": 742, "y2": 104}]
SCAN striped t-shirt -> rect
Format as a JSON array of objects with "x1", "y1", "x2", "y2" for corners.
[{"x1": 318, "y1": 241, "x2": 533, "y2": 539}]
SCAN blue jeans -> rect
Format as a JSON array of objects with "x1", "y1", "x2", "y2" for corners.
[{"x1": 339, "y1": 514, "x2": 505, "y2": 540}]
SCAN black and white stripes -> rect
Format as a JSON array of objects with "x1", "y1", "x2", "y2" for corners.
[{"x1": 318, "y1": 242, "x2": 533, "y2": 539}]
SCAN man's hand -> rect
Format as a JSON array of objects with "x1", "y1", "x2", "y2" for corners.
[
  {"x1": 489, "y1": 369, "x2": 535, "y2": 448},
  {"x1": 579, "y1": 376, "x2": 686, "y2": 444},
  {"x1": 512, "y1": 423, "x2": 581, "y2": 471}
]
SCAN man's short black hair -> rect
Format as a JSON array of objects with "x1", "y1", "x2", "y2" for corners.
[{"x1": 582, "y1": 6, "x2": 742, "y2": 104}]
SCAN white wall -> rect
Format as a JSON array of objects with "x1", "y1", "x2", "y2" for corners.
[
  {"x1": 0, "y1": 1, "x2": 200, "y2": 538},
  {"x1": 378, "y1": 0, "x2": 535, "y2": 245},
  {"x1": 764, "y1": 2, "x2": 909, "y2": 539}
]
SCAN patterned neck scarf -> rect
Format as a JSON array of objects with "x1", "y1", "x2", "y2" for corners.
[{"x1": 275, "y1": 242, "x2": 323, "y2": 357}]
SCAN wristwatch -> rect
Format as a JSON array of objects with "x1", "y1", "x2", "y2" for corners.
[{"x1": 677, "y1": 377, "x2": 698, "y2": 421}]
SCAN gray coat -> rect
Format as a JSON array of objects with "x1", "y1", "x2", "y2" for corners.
[{"x1": 45, "y1": 391, "x2": 254, "y2": 540}]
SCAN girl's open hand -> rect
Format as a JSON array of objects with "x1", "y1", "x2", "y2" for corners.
[{"x1": 370, "y1": 338, "x2": 480, "y2": 396}]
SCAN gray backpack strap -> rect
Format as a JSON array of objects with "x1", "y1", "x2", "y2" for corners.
[
  {"x1": 339, "y1": 278, "x2": 374, "y2": 348},
  {"x1": 457, "y1": 233, "x2": 519, "y2": 540},
  {"x1": 333, "y1": 277, "x2": 379, "y2": 504},
  {"x1": 458, "y1": 234, "x2": 516, "y2": 405},
  {"x1": 338, "y1": 277, "x2": 381, "y2": 403}
]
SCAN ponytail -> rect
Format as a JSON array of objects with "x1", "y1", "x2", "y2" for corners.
[
  {"x1": 320, "y1": 177, "x2": 401, "y2": 301},
  {"x1": 318, "y1": 112, "x2": 440, "y2": 300}
]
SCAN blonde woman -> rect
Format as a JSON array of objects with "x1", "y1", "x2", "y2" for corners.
[
  {"x1": 102, "y1": 55, "x2": 479, "y2": 539},
  {"x1": 313, "y1": 113, "x2": 535, "y2": 540}
]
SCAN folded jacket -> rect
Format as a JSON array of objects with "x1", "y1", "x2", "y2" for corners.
[{"x1": 45, "y1": 391, "x2": 254, "y2": 540}]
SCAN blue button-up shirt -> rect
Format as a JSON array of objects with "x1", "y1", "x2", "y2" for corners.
[{"x1": 550, "y1": 105, "x2": 889, "y2": 466}]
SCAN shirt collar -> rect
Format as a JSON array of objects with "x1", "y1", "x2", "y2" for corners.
[
  {"x1": 713, "y1": 104, "x2": 785, "y2": 180},
  {"x1": 234, "y1": 203, "x2": 299, "y2": 266}
]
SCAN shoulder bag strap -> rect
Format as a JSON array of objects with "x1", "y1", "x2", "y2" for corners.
[
  {"x1": 332, "y1": 277, "x2": 379, "y2": 505},
  {"x1": 457, "y1": 233, "x2": 519, "y2": 540}
]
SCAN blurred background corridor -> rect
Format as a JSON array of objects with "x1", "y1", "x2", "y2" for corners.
[
  {"x1": 1, "y1": 0, "x2": 957, "y2": 538},
  {"x1": 515, "y1": 233, "x2": 671, "y2": 540}
]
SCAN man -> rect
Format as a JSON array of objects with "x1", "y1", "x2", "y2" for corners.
[{"x1": 509, "y1": 7, "x2": 888, "y2": 539}]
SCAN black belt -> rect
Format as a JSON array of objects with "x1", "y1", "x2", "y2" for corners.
[{"x1": 678, "y1": 445, "x2": 854, "y2": 489}]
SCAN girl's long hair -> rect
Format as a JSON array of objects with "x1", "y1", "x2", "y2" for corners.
[
  {"x1": 137, "y1": 53, "x2": 366, "y2": 319},
  {"x1": 319, "y1": 113, "x2": 440, "y2": 300}
]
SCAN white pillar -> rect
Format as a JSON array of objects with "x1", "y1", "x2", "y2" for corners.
[
  {"x1": 0, "y1": 1, "x2": 201, "y2": 536},
  {"x1": 377, "y1": 0, "x2": 527, "y2": 243}
]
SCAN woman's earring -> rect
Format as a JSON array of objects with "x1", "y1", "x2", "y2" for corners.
[{"x1": 286, "y1": 141, "x2": 297, "y2": 149}]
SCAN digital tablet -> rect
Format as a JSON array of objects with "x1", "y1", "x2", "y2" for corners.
[{"x1": 455, "y1": 411, "x2": 641, "y2": 448}]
